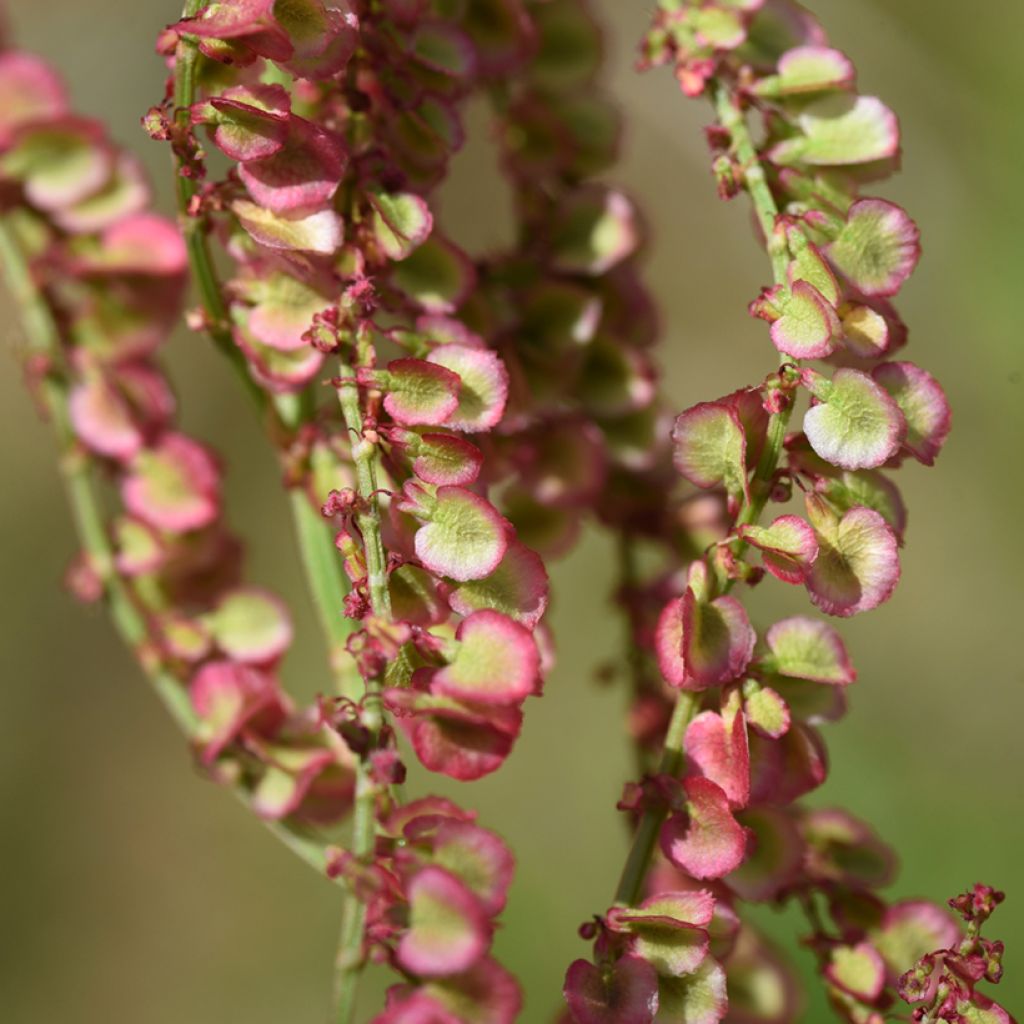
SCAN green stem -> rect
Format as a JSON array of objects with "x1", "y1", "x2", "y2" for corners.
[
  {"x1": 332, "y1": 356, "x2": 392, "y2": 1024},
  {"x1": 712, "y1": 80, "x2": 788, "y2": 286},
  {"x1": 712, "y1": 76, "x2": 797, "y2": 550},
  {"x1": 0, "y1": 216, "x2": 330, "y2": 876},
  {"x1": 614, "y1": 691, "x2": 701, "y2": 906},
  {"x1": 170, "y1": 8, "x2": 357, "y2": 697}
]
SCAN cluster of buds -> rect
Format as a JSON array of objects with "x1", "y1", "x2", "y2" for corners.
[{"x1": 896, "y1": 885, "x2": 1010, "y2": 1023}]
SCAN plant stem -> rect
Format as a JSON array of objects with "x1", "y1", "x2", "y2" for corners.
[
  {"x1": 332, "y1": 356, "x2": 392, "y2": 1024},
  {"x1": 712, "y1": 76, "x2": 796, "y2": 546},
  {"x1": 712, "y1": 79, "x2": 788, "y2": 286},
  {"x1": 614, "y1": 690, "x2": 701, "y2": 906},
  {"x1": 0, "y1": 216, "x2": 330, "y2": 877},
  {"x1": 170, "y1": 6, "x2": 358, "y2": 697}
]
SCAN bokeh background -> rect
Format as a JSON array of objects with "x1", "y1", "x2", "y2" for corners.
[{"x1": 2, "y1": 1, "x2": 1021, "y2": 1021}]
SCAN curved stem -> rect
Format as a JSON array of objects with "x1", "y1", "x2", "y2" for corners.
[{"x1": 0, "y1": 216, "x2": 330, "y2": 877}]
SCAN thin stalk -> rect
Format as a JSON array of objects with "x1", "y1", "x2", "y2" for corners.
[
  {"x1": 615, "y1": 691, "x2": 702, "y2": 906},
  {"x1": 611, "y1": 78, "x2": 798, "y2": 909},
  {"x1": 170, "y1": 5, "x2": 357, "y2": 696},
  {"x1": 713, "y1": 76, "x2": 796, "y2": 547},
  {"x1": 712, "y1": 80, "x2": 789, "y2": 286},
  {"x1": 332, "y1": 357, "x2": 392, "y2": 1024},
  {"x1": 0, "y1": 217, "x2": 330, "y2": 876}
]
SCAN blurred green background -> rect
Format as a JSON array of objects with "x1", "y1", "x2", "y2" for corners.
[{"x1": 1, "y1": 1, "x2": 1021, "y2": 1021}]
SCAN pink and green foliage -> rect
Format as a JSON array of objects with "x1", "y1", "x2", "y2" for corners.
[{"x1": 0, "y1": 2, "x2": 1007, "y2": 1024}]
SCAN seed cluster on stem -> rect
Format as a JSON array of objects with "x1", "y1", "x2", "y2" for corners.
[{"x1": 0, "y1": 2, "x2": 1011, "y2": 1023}]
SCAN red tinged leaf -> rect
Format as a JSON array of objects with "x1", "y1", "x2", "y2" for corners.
[
  {"x1": 564, "y1": 956, "x2": 659, "y2": 1024},
  {"x1": 190, "y1": 660, "x2": 287, "y2": 763},
  {"x1": 231, "y1": 199, "x2": 343, "y2": 253},
  {"x1": 397, "y1": 867, "x2": 491, "y2": 977},
  {"x1": 757, "y1": 280, "x2": 839, "y2": 360},
  {"x1": 385, "y1": 687, "x2": 522, "y2": 781},
  {"x1": 448, "y1": 541, "x2": 549, "y2": 628},
  {"x1": 430, "y1": 820, "x2": 515, "y2": 917},
  {"x1": 870, "y1": 901, "x2": 959, "y2": 978},
  {"x1": 763, "y1": 616, "x2": 856, "y2": 685},
  {"x1": 804, "y1": 499, "x2": 900, "y2": 617},
  {"x1": 202, "y1": 84, "x2": 291, "y2": 162},
  {"x1": 825, "y1": 942, "x2": 886, "y2": 1002},
  {"x1": 407, "y1": 433, "x2": 484, "y2": 487},
  {"x1": 68, "y1": 370, "x2": 143, "y2": 461},
  {"x1": 250, "y1": 740, "x2": 352, "y2": 822},
  {"x1": 432, "y1": 610, "x2": 540, "y2": 705},
  {"x1": 872, "y1": 361, "x2": 951, "y2": 466},
  {"x1": 672, "y1": 400, "x2": 749, "y2": 500},
  {"x1": 121, "y1": 433, "x2": 221, "y2": 533},
  {"x1": 800, "y1": 808, "x2": 897, "y2": 889},
  {"x1": 368, "y1": 190, "x2": 433, "y2": 261},
  {"x1": 420, "y1": 956, "x2": 523, "y2": 1024},
  {"x1": 827, "y1": 199, "x2": 920, "y2": 297},
  {"x1": 756, "y1": 45, "x2": 855, "y2": 96},
  {"x1": 607, "y1": 891, "x2": 715, "y2": 978},
  {"x1": 0, "y1": 52, "x2": 68, "y2": 144},
  {"x1": 803, "y1": 368, "x2": 905, "y2": 471},
  {"x1": 660, "y1": 777, "x2": 748, "y2": 880},
  {"x1": 238, "y1": 116, "x2": 347, "y2": 214},
  {"x1": 414, "y1": 487, "x2": 510, "y2": 582},
  {"x1": 281, "y1": 4, "x2": 360, "y2": 80},
  {"x1": 769, "y1": 94, "x2": 899, "y2": 167},
  {"x1": 655, "y1": 589, "x2": 755, "y2": 690},
  {"x1": 685, "y1": 706, "x2": 750, "y2": 808},
  {"x1": 738, "y1": 514, "x2": 818, "y2": 584},
  {"x1": 383, "y1": 359, "x2": 461, "y2": 427},
  {"x1": 426, "y1": 344, "x2": 509, "y2": 433}
]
